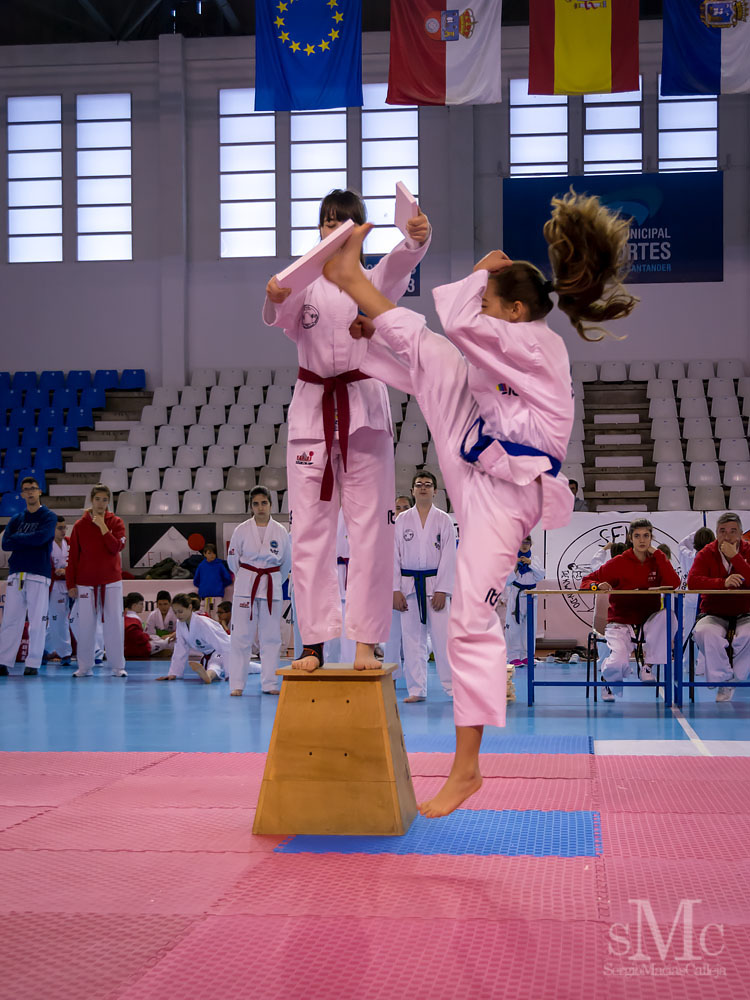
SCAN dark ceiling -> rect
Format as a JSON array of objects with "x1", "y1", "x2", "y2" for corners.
[{"x1": 5, "y1": 1, "x2": 664, "y2": 46}]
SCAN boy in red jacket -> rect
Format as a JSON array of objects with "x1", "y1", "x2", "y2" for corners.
[
  {"x1": 123, "y1": 592, "x2": 172, "y2": 659},
  {"x1": 581, "y1": 518, "x2": 680, "y2": 701},
  {"x1": 66, "y1": 484, "x2": 127, "y2": 678},
  {"x1": 687, "y1": 512, "x2": 750, "y2": 702}
]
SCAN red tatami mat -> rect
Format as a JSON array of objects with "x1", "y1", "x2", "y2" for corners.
[{"x1": 409, "y1": 751, "x2": 593, "y2": 779}]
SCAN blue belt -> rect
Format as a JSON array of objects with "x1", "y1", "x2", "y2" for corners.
[
  {"x1": 402, "y1": 568, "x2": 438, "y2": 625},
  {"x1": 460, "y1": 417, "x2": 562, "y2": 476},
  {"x1": 512, "y1": 581, "x2": 536, "y2": 623}
]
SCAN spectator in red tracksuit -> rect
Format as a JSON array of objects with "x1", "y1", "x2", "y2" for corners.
[
  {"x1": 67, "y1": 484, "x2": 127, "y2": 678},
  {"x1": 123, "y1": 592, "x2": 171, "y2": 659},
  {"x1": 581, "y1": 518, "x2": 680, "y2": 702},
  {"x1": 687, "y1": 512, "x2": 750, "y2": 703}
]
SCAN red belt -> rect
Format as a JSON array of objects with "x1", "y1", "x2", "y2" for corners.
[
  {"x1": 297, "y1": 366, "x2": 370, "y2": 501},
  {"x1": 239, "y1": 563, "x2": 280, "y2": 619}
]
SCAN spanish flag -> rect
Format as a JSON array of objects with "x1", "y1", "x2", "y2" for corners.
[{"x1": 529, "y1": 0, "x2": 639, "y2": 95}]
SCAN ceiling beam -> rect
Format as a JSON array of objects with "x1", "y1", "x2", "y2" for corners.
[
  {"x1": 75, "y1": 0, "x2": 116, "y2": 37},
  {"x1": 216, "y1": 0, "x2": 242, "y2": 32},
  {"x1": 119, "y1": 0, "x2": 163, "y2": 41}
]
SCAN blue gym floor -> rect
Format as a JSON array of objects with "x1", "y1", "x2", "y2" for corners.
[{"x1": 1, "y1": 659, "x2": 748, "y2": 753}]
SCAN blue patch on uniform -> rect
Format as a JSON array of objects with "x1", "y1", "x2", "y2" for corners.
[{"x1": 270, "y1": 540, "x2": 279, "y2": 552}]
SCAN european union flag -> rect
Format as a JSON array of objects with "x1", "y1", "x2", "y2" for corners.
[{"x1": 255, "y1": 0, "x2": 363, "y2": 111}]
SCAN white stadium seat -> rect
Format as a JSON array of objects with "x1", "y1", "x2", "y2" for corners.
[
  {"x1": 157, "y1": 425, "x2": 186, "y2": 448},
  {"x1": 711, "y1": 396, "x2": 741, "y2": 420},
  {"x1": 187, "y1": 424, "x2": 215, "y2": 448},
  {"x1": 723, "y1": 462, "x2": 750, "y2": 487},
  {"x1": 655, "y1": 463, "x2": 687, "y2": 487},
  {"x1": 679, "y1": 397, "x2": 709, "y2": 420},
  {"x1": 676, "y1": 379, "x2": 704, "y2": 399},
  {"x1": 147, "y1": 491, "x2": 179, "y2": 515},
  {"x1": 707, "y1": 378, "x2": 735, "y2": 399},
  {"x1": 114, "y1": 445, "x2": 142, "y2": 469},
  {"x1": 208, "y1": 385, "x2": 236, "y2": 408},
  {"x1": 652, "y1": 440, "x2": 683, "y2": 462},
  {"x1": 693, "y1": 486, "x2": 725, "y2": 511},
  {"x1": 190, "y1": 368, "x2": 216, "y2": 389},
  {"x1": 687, "y1": 360, "x2": 715, "y2": 380},
  {"x1": 181, "y1": 490, "x2": 213, "y2": 514},
  {"x1": 571, "y1": 362, "x2": 598, "y2": 382},
  {"x1": 205, "y1": 444, "x2": 236, "y2": 468},
  {"x1": 217, "y1": 424, "x2": 246, "y2": 447},
  {"x1": 128, "y1": 425, "x2": 156, "y2": 447},
  {"x1": 599, "y1": 361, "x2": 627, "y2": 382},
  {"x1": 719, "y1": 438, "x2": 750, "y2": 462},
  {"x1": 151, "y1": 386, "x2": 179, "y2": 408},
  {"x1": 658, "y1": 486, "x2": 690, "y2": 510},
  {"x1": 214, "y1": 490, "x2": 247, "y2": 514},
  {"x1": 728, "y1": 486, "x2": 750, "y2": 509},
  {"x1": 646, "y1": 379, "x2": 675, "y2": 400},
  {"x1": 139, "y1": 404, "x2": 168, "y2": 427},
  {"x1": 237, "y1": 445, "x2": 268, "y2": 469},
  {"x1": 245, "y1": 367, "x2": 273, "y2": 386},
  {"x1": 689, "y1": 462, "x2": 721, "y2": 486},
  {"x1": 180, "y1": 386, "x2": 207, "y2": 408},
  {"x1": 628, "y1": 361, "x2": 656, "y2": 381},
  {"x1": 162, "y1": 466, "x2": 192, "y2": 491},
  {"x1": 685, "y1": 438, "x2": 717, "y2": 462},
  {"x1": 657, "y1": 361, "x2": 685, "y2": 380},
  {"x1": 116, "y1": 491, "x2": 147, "y2": 515},
  {"x1": 143, "y1": 445, "x2": 173, "y2": 469},
  {"x1": 99, "y1": 467, "x2": 129, "y2": 493},
  {"x1": 217, "y1": 368, "x2": 245, "y2": 389},
  {"x1": 194, "y1": 466, "x2": 225, "y2": 491},
  {"x1": 715, "y1": 416, "x2": 745, "y2": 438},
  {"x1": 717, "y1": 359, "x2": 745, "y2": 379},
  {"x1": 174, "y1": 445, "x2": 204, "y2": 469},
  {"x1": 130, "y1": 466, "x2": 161, "y2": 492},
  {"x1": 169, "y1": 404, "x2": 197, "y2": 427},
  {"x1": 237, "y1": 384, "x2": 264, "y2": 407}
]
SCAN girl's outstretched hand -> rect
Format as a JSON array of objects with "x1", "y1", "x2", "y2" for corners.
[
  {"x1": 266, "y1": 275, "x2": 292, "y2": 304},
  {"x1": 406, "y1": 209, "x2": 431, "y2": 245},
  {"x1": 473, "y1": 250, "x2": 513, "y2": 273},
  {"x1": 349, "y1": 315, "x2": 375, "y2": 341}
]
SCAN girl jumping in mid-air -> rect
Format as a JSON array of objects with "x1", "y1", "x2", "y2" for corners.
[
  {"x1": 264, "y1": 189, "x2": 431, "y2": 672},
  {"x1": 323, "y1": 191, "x2": 637, "y2": 817}
]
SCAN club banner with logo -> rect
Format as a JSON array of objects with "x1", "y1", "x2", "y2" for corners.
[{"x1": 502, "y1": 172, "x2": 724, "y2": 284}]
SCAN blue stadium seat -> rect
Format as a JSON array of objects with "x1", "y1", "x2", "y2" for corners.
[
  {"x1": 8, "y1": 408, "x2": 35, "y2": 432},
  {"x1": 93, "y1": 369, "x2": 119, "y2": 391},
  {"x1": 3, "y1": 447, "x2": 32, "y2": 471},
  {"x1": 0, "y1": 492, "x2": 25, "y2": 517},
  {"x1": 80, "y1": 387, "x2": 105, "y2": 410},
  {"x1": 0, "y1": 372, "x2": 10, "y2": 393},
  {"x1": 34, "y1": 446, "x2": 63, "y2": 471},
  {"x1": 12, "y1": 371, "x2": 37, "y2": 391},
  {"x1": 50, "y1": 424, "x2": 79, "y2": 450},
  {"x1": 24, "y1": 388, "x2": 51, "y2": 411},
  {"x1": 21, "y1": 426, "x2": 49, "y2": 451},
  {"x1": 0, "y1": 467, "x2": 15, "y2": 492},
  {"x1": 39, "y1": 370, "x2": 65, "y2": 391},
  {"x1": 37, "y1": 408, "x2": 66, "y2": 431},
  {"x1": 52, "y1": 387, "x2": 78, "y2": 411},
  {"x1": 0, "y1": 426, "x2": 17, "y2": 450},
  {"x1": 66, "y1": 370, "x2": 92, "y2": 391},
  {"x1": 66, "y1": 405, "x2": 94, "y2": 429},
  {"x1": 119, "y1": 369, "x2": 146, "y2": 390},
  {"x1": 2, "y1": 388, "x2": 24, "y2": 414},
  {"x1": 15, "y1": 468, "x2": 46, "y2": 493}
]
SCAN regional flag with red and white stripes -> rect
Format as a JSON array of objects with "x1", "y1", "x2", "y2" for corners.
[
  {"x1": 529, "y1": 0, "x2": 639, "y2": 96},
  {"x1": 387, "y1": 0, "x2": 503, "y2": 106}
]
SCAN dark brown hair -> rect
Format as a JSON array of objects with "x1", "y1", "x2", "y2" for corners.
[
  {"x1": 319, "y1": 189, "x2": 367, "y2": 228},
  {"x1": 693, "y1": 527, "x2": 715, "y2": 551}
]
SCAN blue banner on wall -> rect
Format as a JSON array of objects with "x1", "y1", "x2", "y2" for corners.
[{"x1": 502, "y1": 173, "x2": 723, "y2": 284}]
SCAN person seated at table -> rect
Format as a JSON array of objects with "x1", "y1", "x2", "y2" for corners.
[
  {"x1": 687, "y1": 512, "x2": 750, "y2": 703},
  {"x1": 580, "y1": 518, "x2": 679, "y2": 702}
]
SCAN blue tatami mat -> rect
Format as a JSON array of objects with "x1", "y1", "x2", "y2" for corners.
[
  {"x1": 277, "y1": 809, "x2": 602, "y2": 857},
  {"x1": 403, "y1": 733, "x2": 594, "y2": 755}
]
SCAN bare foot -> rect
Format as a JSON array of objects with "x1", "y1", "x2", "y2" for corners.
[
  {"x1": 230, "y1": 689, "x2": 243, "y2": 697},
  {"x1": 418, "y1": 767, "x2": 483, "y2": 819},
  {"x1": 190, "y1": 661, "x2": 213, "y2": 684},
  {"x1": 323, "y1": 223, "x2": 373, "y2": 287},
  {"x1": 353, "y1": 641, "x2": 381, "y2": 671},
  {"x1": 404, "y1": 695, "x2": 426, "y2": 703},
  {"x1": 156, "y1": 674, "x2": 176, "y2": 681},
  {"x1": 292, "y1": 654, "x2": 321, "y2": 672},
  {"x1": 262, "y1": 688, "x2": 280, "y2": 696}
]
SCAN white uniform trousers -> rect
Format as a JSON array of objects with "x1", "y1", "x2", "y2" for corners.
[
  {"x1": 384, "y1": 609, "x2": 404, "y2": 680},
  {"x1": 74, "y1": 582, "x2": 125, "y2": 675},
  {"x1": 401, "y1": 594, "x2": 453, "y2": 698},
  {"x1": 694, "y1": 614, "x2": 750, "y2": 686},
  {"x1": 45, "y1": 583, "x2": 72, "y2": 658},
  {"x1": 228, "y1": 595, "x2": 283, "y2": 692},
  {"x1": 505, "y1": 603, "x2": 533, "y2": 663},
  {"x1": 601, "y1": 609, "x2": 674, "y2": 694},
  {"x1": 682, "y1": 594, "x2": 706, "y2": 675},
  {"x1": 0, "y1": 574, "x2": 49, "y2": 669}
]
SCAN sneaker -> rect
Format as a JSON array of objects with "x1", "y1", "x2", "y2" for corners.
[
  {"x1": 72, "y1": 670, "x2": 93, "y2": 678},
  {"x1": 0, "y1": 665, "x2": 9, "y2": 676},
  {"x1": 640, "y1": 666, "x2": 655, "y2": 683},
  {"x1": 94, "y1": 658, "x2": 104, "y2": 666},
  {"x1": 23, "y1": 666, "x2": 39, "y2": 676},
  {"x1": 111, "y1": 669, "x2": 128, "y2": 678},
  {"x1": 716, "y1": 687, "x2": 735, "y2": 703},
  {"x1": 568, "y1": 653, "x2": 580, "y2": 664},
  {"x1": 602, "y1": 686, "x2": 615, "y2": 702}
]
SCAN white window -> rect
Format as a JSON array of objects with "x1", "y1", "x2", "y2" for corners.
[
  {"x1": 509, "y1": 79, "x2": 568, "y2": 177},
  {"x1": 658, "y1": 76, "x2": 718, "y2": 172},
  {"x1": 7, "y1": 95, "x2": 62, "y2": 263},
  {"x1": 219, "y1": 88, "x2": 276, "y2": 258},
  {"x1": 290, "y1": 108, "x2": 347, "y2": 257},
  {"x1": 77, "y1": 93, "x2": 132, "y2": 260},
  {"x1": 583, "y1": 79, "x2": 643, "y2": 175},
  {"x1": 361, "y1": 83, "x2": 419, "y2": 255}
]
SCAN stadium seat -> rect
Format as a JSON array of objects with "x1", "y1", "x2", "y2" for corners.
[
  {"x1": 80, "y1": 386, "x2": 106, "y2": 410},
  {"x1": 676, "y1": 379, "x2": 705, "y2": 399},
  {"x1": 388, "y1": 386, "x2": 409, "y2": 406},
  {"x1": 265, "y1": 384, "x2": 293, "y2": 406},
  {"x1": 119, "y1": 369, "x2": 146, "y2": 390},
  {"x1": 711, "y1": 396, "x2": 741, "y2": 420},
  {"x1": 628, "y1": 361, "x2": 656, "y2": 381},
  {"x1": 152, "y1": 386, "x2": 179, "y2": 408},
  {"x1": 273, "y1": 366, "x2": 298, "y2": 386},
  {"x1": 162, "y1": 466, "x2": 193, "y2": 492},
  {"x1": 658, "y1": 486, "x2": 690, "y2": 510},
  {"x1": 24, "y1": 388, "x2": 50, "y2": 411},
  {"x1": 12, "y1": 371, "x2": 37, "y2": 391},
  {"x1": 425, "y1": 440, "x2": 439, "y2": 467},
  {"x1": 433, "y1": 490, "x2": 448, "y2": 512},
  {"x1": 0, "y1": 426, "x2": 18, "y2": 450},
  {"x1": 0, "y1": 372, "x2": 11, "y2": 393},
  {"x1": 181, "y1": 490, "x2": 213, "y2": 514},
  {"x1": 682, "y1": 418, "x2": 712, "y2": 439},
  {"x1": 128, "y1": 425, "x2": 156, "y2": 448},
  {"x1": 116, "y1": 491, "x2": 147, "y2": 515},
  {"x1": 3, "y1": 447, "x2": 32, "y2": 471},
  {"x1": 67, "y1": 405, "x2": 94, "y2": 429},
  {"x1": 399, "y1": 420, "x2": 429, "y2": 444},
  {"x1": 246, "y1": 367, "x2": 273, "y2": 386},
  {"x1": 93, "y1": 369, "x2": 119, "y2": 391},
  {"x1": 723, "y1": 462, "x2": 750, "y2": 487},
  {"x1": 66, "y1": 370, "x2": 92, "y2": 391},
  {"x1": 169, "y1": 404, "x2": 197, "y2": 427},
  {"x1": 568, "y1": 419, "x2": 585, "y2": 441},
  {"x1": 652, "y1": 439, "x2": 683, "y2": 462},
  {"x1": 9, "y1": 408, "x2": 35, "y2": 432},
  {"x1": 719, "y1": 438, "x2": 750, "y2": 462},
  {"x1": 649, "y1": 398, "x2": 678, "y2": 419},
  {"x1": 130, "y1": 466, "x2": 162, "y2": 492},
  {"x1": 404, "y1": 399, "x2": 425, "y2": 422},
  {"x1": 205, "y1": 444, "x2": 235, "y2": 468},
  {"x1": 217, "y1": 368, "x2": 245, "y2": 389},
  {"x1": 0, "y1": 493, "x2": 25, "y2": 516},
  {"x1": 2, "y1": 388, "x2": 24, "y2": 413},
  {"x1": 573, "y1": 398, "x2": 585, "y2": 420},
  {"x1": 257, "y1": 403, "x2": 284, "y2": 425},
  {"x1": 247, "y1": 424, "x2": 275, "y2": 446},
  {"x1": 143, "y1": 445, "x2": 173, "y2": 469},
  {"x1": 728, "y1": 486, "x2": 750, "y2": 509},
  {"x1": 693, "y1": 486, "x2": 725, "y2": 511},
  {"x1": 715, "y1": 416, "x2": 745, "y2": 438},
  {"x1": 21, "y1": 426, "x2": 49, "y2": 451},
  {"x1": 0, "y1": 467, "x2": 16, "y2": 492},
  {"x1": 561, "y1": 463, "x2": 585, "y2": 487},
  {"x1": 186, "y1": 424, "x2": 215, "y2": 448},
  {"x1": 227, "y1": 404, "x2": 255, "y2": 426},
  {"x1": 655, "y1": 463, "x2": 687, "y2": 487},
  {"x1": 571, "y1": 362, "x2": 597, "y2": 382},
  {"x1": 276, "y1": 422, "x2": 288, "y2": 445},
  {"x1": 208, "y1": 385, "x2": 235, "y2": 408},
  {"x1": 50, "y1": 425, "x2": 79, "y2": 450},
  {"x1": 139, "y1": 404, "x2": 168, "y2": 427},
  {"x1": 742, "y1": 396, "x2": 750, "y2": 420},
  {"x1": 687, "y1": 360, "x2": 715, "y2": 380},
  {"x1": 657, "y1": 361, "x2": 685, "y2": 380},
  {"x1": 651, "y1": 418, "x2": 681, "y2": 440},
  {"x1": 226, "y1": 467, "x2": 256, "y2": 490},
  {"x1": 236, "y1": 385, "x2": 264, "y2": 408},
  {"x1": 390, "y1": 401, "x2": 404, "y2": 427},
  {"x1": 685, "y1": 438, "x2": 717, "y2": 462},
  {"x1": 198, "y1": 404, "x2": 226, "y2": 427},
  {"x1": 180, "y1": 386, "x2": 207, "y2": 408},
  {"x1": 99, "y1": 467, "x2": 129, "y2": 493},
  {"x1": 599, "y1": 361, "x2": 628, "y2": 382},
  {"x1": 190, "y1": 369, "x2": 217, "y2": 389},
  {"x1": 194, "y1": 467, "x2": 225, "y2": 491},
  {"x1": 267, "y1": 443, "x2": 287, "y2": 468},
  {"x1": 114, "y1": 446, "x2": 143, "y2": 469},
  {"x1": 217, "y1": 424, "x2": 245, "y2": 447},
  {"x1": 259, "y1": 467, "x2": 287, "y2": 491},
  {"x1": 707, "y1": 378, "x2": 735, "y2": 398},
  {"x1": 157, "y1": 425, "x2": 186, "y2": 448},
  {"x1": 236, "y1": 444, "x2": 266, "y2": 469},
  {"x1": 33, "y1": 447, "x2": 62, "y2": 472},
  {"x1": 717, "y1": 359, "x2": 745, "y2": 379},
  {"x1": 394, "y1": 442, "x2": 424, "y2": 465},
  {"x1": 680, "y1": 396, "x2": 709, "y2": 420},
  {"x1": 689, "y1": 462, "x2": 721, "y2": 486},
  {"x1": 646, "y1": 379, "x2": 675, "y2": 400},
  {"x1": 148, "y1": 490, "x2": 180, "y2": 515},
  {"x1": 214, "y1": 490, "x2": 247, "y2": 514},
  {"x1": 37, "y1": 408, "x2": 65, "y2": 432}
]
